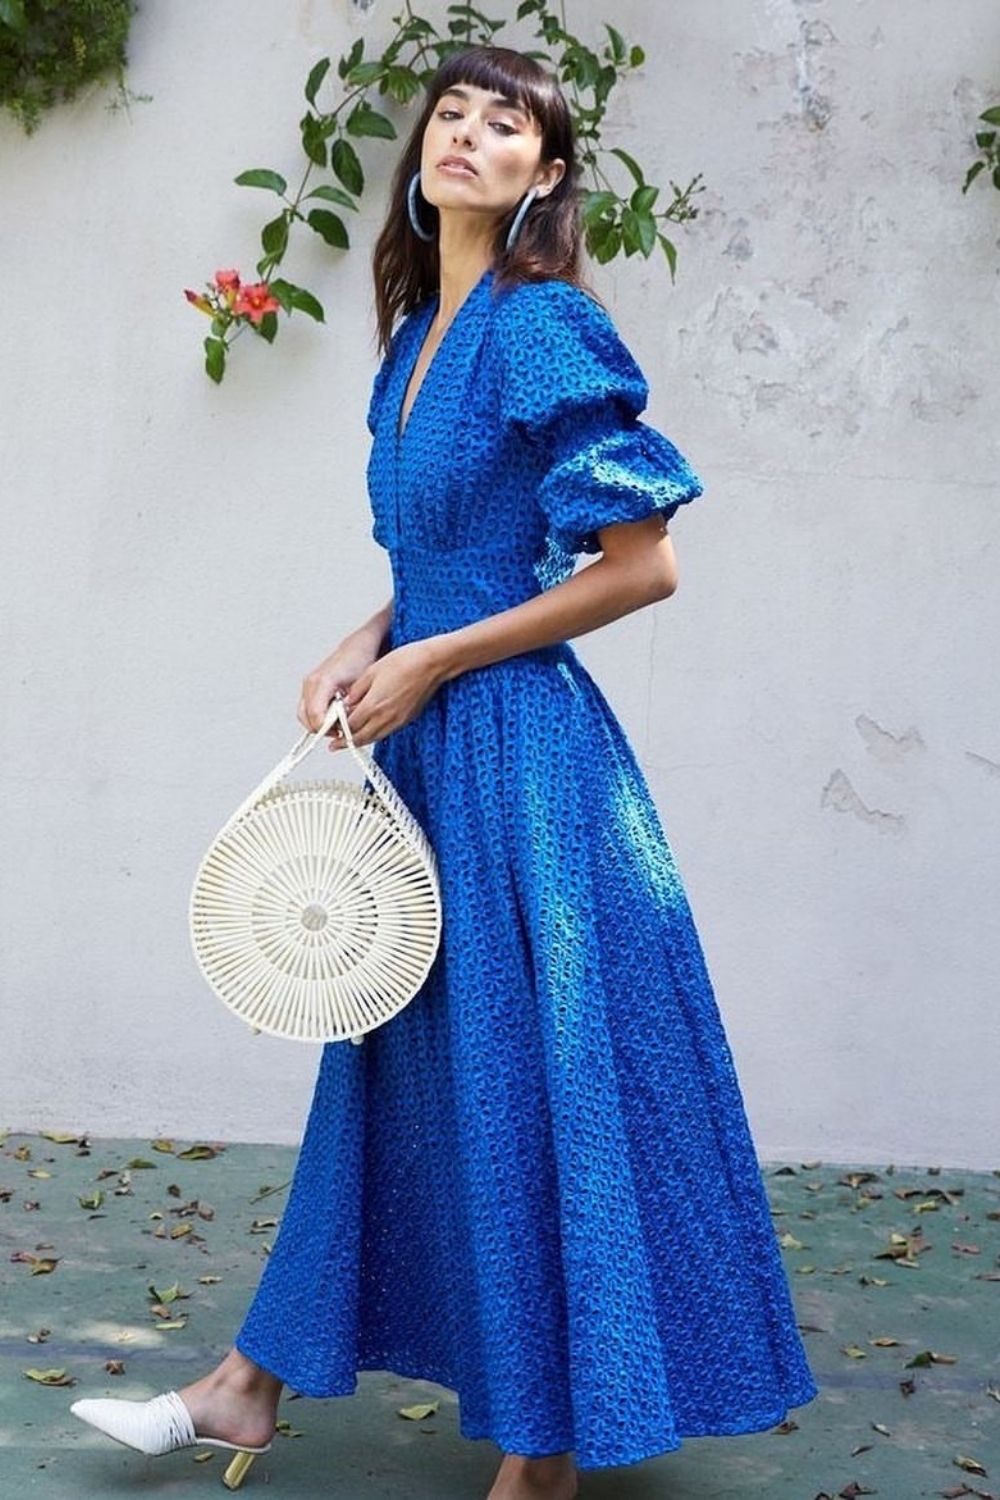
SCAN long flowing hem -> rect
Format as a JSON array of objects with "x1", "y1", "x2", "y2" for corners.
[{"x1": 235, "y1": 1331, "x2": 819, "y2": 1470}]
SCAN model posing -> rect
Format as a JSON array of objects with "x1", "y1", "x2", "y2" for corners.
[{"x1": 71, "y1": 43, "x2": 818, "y2": 1499}]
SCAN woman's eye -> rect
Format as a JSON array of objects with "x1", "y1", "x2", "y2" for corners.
[{"x1": 437, "y1": 108, "x2": 516, "y2": 134}]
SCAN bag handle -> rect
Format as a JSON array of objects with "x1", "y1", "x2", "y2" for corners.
[{"x1": 218, "y1": 691, "x2": 419, "y2": 848}]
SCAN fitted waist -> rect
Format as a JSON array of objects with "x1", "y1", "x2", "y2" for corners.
[{"x1": 386, "y1": 543, "x2": 545, "y2": 645}]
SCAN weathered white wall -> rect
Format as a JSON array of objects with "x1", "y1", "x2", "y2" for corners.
[{"x1": 2, "y1": 2, "x2": 997, "y2": 1165}]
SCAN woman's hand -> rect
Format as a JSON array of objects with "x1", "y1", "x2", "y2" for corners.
[
  {"x1": 329, "y1": 639, "x2": 445, "y2": 751},
  {"x1": 298, "y1": 633, "x2": 384, "y2": 736}
]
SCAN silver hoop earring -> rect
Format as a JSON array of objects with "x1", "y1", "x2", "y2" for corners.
[
  {"x1": 407, "y1": 171, "x2": 435, "y2": 242},
  {"x1": 505, "y1": 186, "x2": 539, "y2": 251}
]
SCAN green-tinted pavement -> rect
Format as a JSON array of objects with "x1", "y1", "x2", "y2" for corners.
[{"x1": 1, "y1": 1131, "x2": 998, "y2": 1499}]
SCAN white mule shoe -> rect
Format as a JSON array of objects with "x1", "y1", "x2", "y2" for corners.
[{"x1": 70, "y1": 1389, "x2": 271, "y2": 1489}]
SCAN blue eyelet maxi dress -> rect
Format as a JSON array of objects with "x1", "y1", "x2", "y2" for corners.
[{"x1": 234, "y1": 266, "x2": 819, "y2": 1469}]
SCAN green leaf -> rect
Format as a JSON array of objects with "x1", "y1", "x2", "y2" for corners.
[
  {"x1": 591, "y1": 223, "x2": 622, "y2": 264},
  {"x1": 331, "y1": 138, "x2": 364, "y2": 196},
  {"x1": 261, "y1": 214, "x2": 289, "y2": 258},
  {"x1": 0, "y1": 0, "x2": 26, "y2": 32},
  {"x1": 265, "y1": 277, "x2": 295, "y2": 312},
  {"x1": 609, "y1": 146, "x2": 644, "y2": 188},
  {"x1": 204, "y1": 337, "x2": 226, "y2": 384},
  {"x1": 288, "y1": 287, "x2": 325, "y2": 322},
  {"x1": 303, "y1": 184, "x2": 358, "y2": 212},
  {"x1": 979, "y1": 105, "x2": 1000, "y2": 125},
  {"x1": 234, "y1": 169, "x2": 287, "y2": 196},
  {"x1": 629, "y1": 45, "x2": 645, "y2": 67},
  {"x1": 78, "y1": 1190, "x2": 104, "y2": 1210},
  {"x1": 382, "y1": 65, "x2": 423, "y2": 105},
  {"x1": 125, "y1": 1158, "x2": 157, "y2": 1170},
  {"x1": 343, "y1": 60, "x2": 386, "y2": 88},
  {"x1": 603, "y1": 24, "x2": 626, "y2": 63},
  {"x1": 658, "y1": 233, "x2": 678, "y2": 279},
  {"x1": 631, "y1": 184, "x2": 659, "y2": 214},
  {"x1": 338, "y1": 38, "x2": 363, "y2": 80},
  {"x1": 265, "y1": 279, "x2": 324, "y2": 321},
  {"x1": 300, "y1": 113, "x2": 328, "y2": 168},
  {"x1": 304, "y1": 56, "x2": 330, "y2": 107},
  {"x1": 346, "y1": 101, "x2": 396, "y2": 140},
  {"x1": 962, "y1": 159, "x2": 986, "y2": 192},
  {"x1": 974, "y1": 131, "x2": 997, "y2": 149},
  {"x1": 306, "y1": 208, "x2": 349, "y2": 249}
]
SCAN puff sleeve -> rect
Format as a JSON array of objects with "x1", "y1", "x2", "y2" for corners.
[{"x1": 497, "y1": 280, "x2": 704, "y2": 555}]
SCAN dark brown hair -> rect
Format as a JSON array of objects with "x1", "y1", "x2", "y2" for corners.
[{"x1": 370, "y1": 44, "x2": 595, "y2": 357}]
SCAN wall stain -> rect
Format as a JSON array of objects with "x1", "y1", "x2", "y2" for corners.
[
  {"x1": 855, "y1": 714, "x2": 925, "y2": 763},
  {"x1": 821, "y1": 770, "x2": 905, "y2": 833},
  {"x1": 965, "y1": 749, "x2": 1000, "y2": 778}
]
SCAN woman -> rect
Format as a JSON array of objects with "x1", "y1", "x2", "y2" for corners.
[{"x1": 71, "y1": 43, "x2": 819, "y2": 1498}]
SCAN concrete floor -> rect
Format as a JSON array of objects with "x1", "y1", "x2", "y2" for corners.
[{"x1": 1, "y1": 1130, "x2": 998, "y2": 1499}]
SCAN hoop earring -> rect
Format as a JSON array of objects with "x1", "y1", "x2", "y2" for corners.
[
  {"x1": 407, "y1": 171, "x2": 435, "y2": 242},
  {"x1": 505, "y1": 186, "x2": 539, "y2": 252}
]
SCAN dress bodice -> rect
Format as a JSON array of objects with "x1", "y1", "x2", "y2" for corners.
[{"x1": 364, "y1": 267, "x2": 704, "y2": 647}]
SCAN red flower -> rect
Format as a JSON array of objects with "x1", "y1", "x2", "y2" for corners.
[
  {"x1": 213, "y1": 269, "x2": 241, "y2": 291},
  {"x1": 233, "y1": 282, "x2": 280, "y2": 324}
]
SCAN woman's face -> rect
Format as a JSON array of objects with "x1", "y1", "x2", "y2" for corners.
[{"x1": 420, "y1": 80, "x2": 564, "y2": 218}]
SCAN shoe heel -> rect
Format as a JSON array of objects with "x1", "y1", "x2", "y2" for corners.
[{"x1": 222, "y1": 1449, "x2": 259, "y2": 1490}]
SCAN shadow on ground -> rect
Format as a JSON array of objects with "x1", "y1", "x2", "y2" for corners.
[{"x1": 1, "y1": 1131, "x2": 998, "y2": 1498}]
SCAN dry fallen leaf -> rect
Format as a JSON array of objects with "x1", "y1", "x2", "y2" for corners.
[
  {"x1": 398, "y1": 1401, "x2": 439, "y2": 1421},
  {"x1": 23, "y1": 1367, "x2": 75, "y2": 1386},
  {"x1": 953, "y1": 1454, "x2": 988, "y2": 1477},
  {"x1": 104, "y1": 1359, "x2": 125, "y2": 1376}
]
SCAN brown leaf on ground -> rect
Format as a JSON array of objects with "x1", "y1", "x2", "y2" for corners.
[
  {"x1": 23, "y1": 1368, "x2": 75, "y2": 1386},
  {"x1": 105, "y1": 1359, "x2": 125, "y2": 1375},
  {"x1": 954, "y1": 1456, "x2": 988, "y2": 1478}
]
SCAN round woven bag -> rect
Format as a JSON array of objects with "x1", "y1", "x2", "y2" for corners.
[{"x1": 188, "y1": 692, "x2": 442, "y2": 1045}]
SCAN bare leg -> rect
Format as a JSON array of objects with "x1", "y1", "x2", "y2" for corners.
[
  {"x1": 485, "y1": 1450, "x2": 579, "y2": 1500},
  {"x1": 175, "y1": 1346, "x2": 283, "y2": 1449}
]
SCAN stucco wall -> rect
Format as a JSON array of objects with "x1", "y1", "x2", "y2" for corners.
[{"x1": 2, "y1": 1, "x2": 997, "y2": 1164}]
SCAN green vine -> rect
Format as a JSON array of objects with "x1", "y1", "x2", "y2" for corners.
[
  {"x1": 963, "y1": 102, "x2": 1000, "y2": 195},
  {"x1": 185, "y1": 1, "x2": 705, "y2": 383},
  {"x1": 0, "y1": 0, "x2": 147, "y2": 136}
]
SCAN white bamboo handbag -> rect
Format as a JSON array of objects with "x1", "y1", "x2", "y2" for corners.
[{"x1": 188, "y1": 691, "x2": 442, "y2": 1045}]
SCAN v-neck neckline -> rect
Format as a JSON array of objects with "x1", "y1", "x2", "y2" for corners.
[{"x1": 395, "y1": 265, "x2": 494, "y2": 444}]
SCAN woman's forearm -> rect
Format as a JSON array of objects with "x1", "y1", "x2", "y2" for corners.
[
  {"x1": 426, "y1": 556, "x2": 672, "y2": 686},
  {"x1": 353, "y1": 595, "x2": 394, "y2": 656}
]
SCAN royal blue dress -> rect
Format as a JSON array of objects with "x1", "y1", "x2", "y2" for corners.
[{"x1": 235, "y1": 266, "x2": 819, "y2": 1468}]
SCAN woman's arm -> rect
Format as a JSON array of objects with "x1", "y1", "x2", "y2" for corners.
[
  {"x1": 427, "y1": 516, "x2": 677, "y2": 686},
  {"x1": 355, "y1": 594, "x2": 395, "y2": 657}
]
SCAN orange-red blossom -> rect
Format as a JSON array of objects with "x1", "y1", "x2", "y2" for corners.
[{"x1": 183, "y1": 269, "x2": 279, "y2": 325}]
